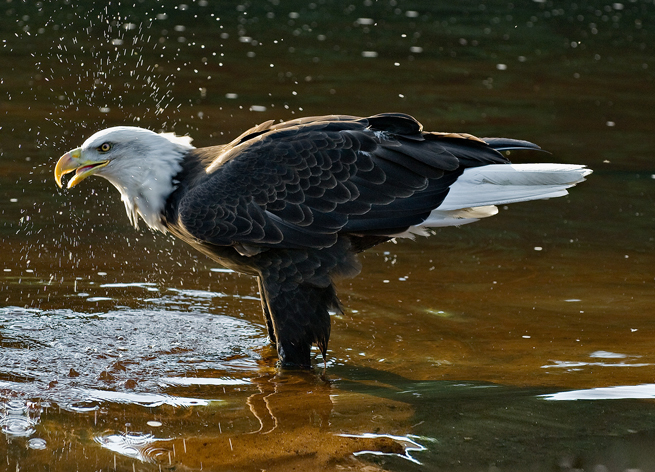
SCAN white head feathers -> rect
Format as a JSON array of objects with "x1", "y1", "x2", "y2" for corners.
[{"x1": 80, "y1": 126, "x2": 195, "y2": 232}]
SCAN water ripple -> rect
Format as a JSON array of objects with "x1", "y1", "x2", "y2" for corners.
[
  {"x1": 68, "y1": 388, "x2": 213, "y2": 408},
  {"x1": 160, "y1": 376, "x2": 251, "y2": 387},
  {"x1": 95, "y1": 431, "x2": 174, "y2": 465},
  {"x1": 0, "y1": 400, "x2": 41, "y2": 437},
  {"x1": 0, "y1": 306, "x2": 264, "y2": 400}
]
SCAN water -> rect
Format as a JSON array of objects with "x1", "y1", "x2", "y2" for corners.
[{"x1": 1, "y1": 1, "x2": 655, "y2": 470}]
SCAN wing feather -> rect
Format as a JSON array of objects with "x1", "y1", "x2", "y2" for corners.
[{"x1": 175, "y1": 114, "x2": 511, "y2": 250}]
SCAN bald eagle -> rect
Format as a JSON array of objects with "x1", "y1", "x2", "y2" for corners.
[{"x1": 55, "y1": 113, "x2": 590, "y2": 367}]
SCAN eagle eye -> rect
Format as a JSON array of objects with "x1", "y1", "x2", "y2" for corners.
[{"x1": 98, "y1": 143, "x2": 112, "y2": 153}]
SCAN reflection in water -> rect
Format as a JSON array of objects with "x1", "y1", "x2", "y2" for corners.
[
  {"x1": 542, "y1": 350, "x2": 653, "y2": 371},
  {"x1": 543, "y1": 359, "x2": 653, "y2": 370},
  {"x1": 542, "y1": 384, "x2": 655, "y2": 401},
  {"x1": 338, "y1": 433, "x2": 428, "y2": 465}
]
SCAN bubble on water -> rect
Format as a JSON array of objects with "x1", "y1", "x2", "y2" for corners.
[{"x1": 28, "y1": 438, "x2": 47, "y2": 450}]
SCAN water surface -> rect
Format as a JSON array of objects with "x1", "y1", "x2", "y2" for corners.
[{"x1": 1, "y1": 1, "x2": 655, "y2": 470}]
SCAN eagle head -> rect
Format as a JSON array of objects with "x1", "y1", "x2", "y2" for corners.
[{"x1": 54, "y1": 126, "x2": 194, "y2": 230}]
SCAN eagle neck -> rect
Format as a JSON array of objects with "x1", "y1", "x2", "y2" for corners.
[
  {"x1": 107, "y1": 146, "x2": 188, "y2": 233},
  {"x1": 162, "y1": 150, "x2": 208, "y2": 228}
]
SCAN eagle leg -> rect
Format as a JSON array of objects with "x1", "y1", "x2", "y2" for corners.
[
  {"x1": 257, "y1": 277, "x2": 277, "y2": 345},
  {"x1": 259, "y1": 279, "x2": 336, "y2": 368}
]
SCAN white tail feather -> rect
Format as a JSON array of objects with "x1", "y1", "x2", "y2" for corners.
[
  {"x1": 394, "y1": 163, "x2": 591, "y2": 238},
  {"x1": 438, "y1": 164, "x2": 591, "y2": 210}
]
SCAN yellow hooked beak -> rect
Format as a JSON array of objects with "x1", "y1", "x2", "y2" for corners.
[{"x1": 54, "y1": 148, "x2": 109, "y2": 189}]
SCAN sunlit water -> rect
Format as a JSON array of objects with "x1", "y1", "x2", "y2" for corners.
[{"x1": 1, "y1": 1, "x2": 655, "y2": 470}]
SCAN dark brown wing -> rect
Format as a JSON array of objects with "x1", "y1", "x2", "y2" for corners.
[{"x1": 175, "y1": 113, "x2": 511, "y2": 251}]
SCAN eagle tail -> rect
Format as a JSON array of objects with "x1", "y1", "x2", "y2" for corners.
[
  {"x1": 397, "y1": 164, "x2": 592, "y2": 237},
  {"x1": 439, "y1": 163, "x2": 592, "y2": 210}
]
